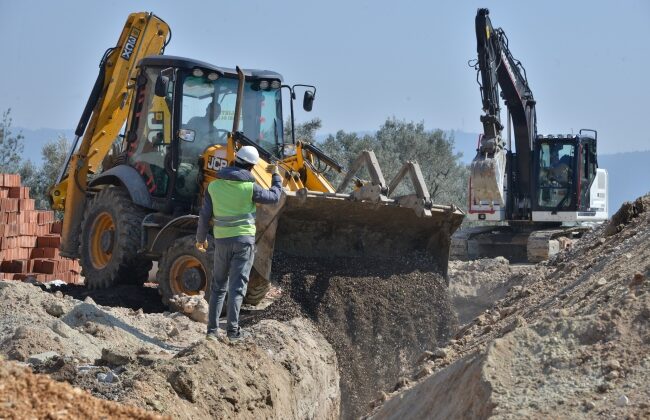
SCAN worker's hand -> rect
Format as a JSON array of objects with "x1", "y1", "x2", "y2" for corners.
[
  {"x1": 195, "y1": 240, "x2": 208, "y2": 253},
  {"x1": 266, "y1": 164, "x2": 279, "y2": 175}
]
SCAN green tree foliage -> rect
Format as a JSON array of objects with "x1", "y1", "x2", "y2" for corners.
[
  {"x1": 318, "y1": 117, "x2": 469, "y2": 208},
  {"x1": 19, "y1": 136, "x2": 70, "y2": 210},
  {"x1": 284, "y1": 117, "x2": 323, "y2": 144},
  {"x1": 0, "y1": 109, "x2": 24, "y2": 173}
]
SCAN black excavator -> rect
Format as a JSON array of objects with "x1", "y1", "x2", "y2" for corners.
[{"x1": 452, "y1": 8, "x2": 609, "y2": 262}]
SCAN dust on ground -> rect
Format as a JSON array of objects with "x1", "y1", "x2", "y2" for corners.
[
  {"x1": 369, "y1": 195, "x2": 650, "y2": 419},
  {"x1": 243, "y1": 254, "x2": 456, "y2": 419}
]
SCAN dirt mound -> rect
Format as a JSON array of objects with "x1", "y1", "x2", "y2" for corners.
[
  {"x1": 244, "y1": 254, "x2": 456, "y2": 419},
  {"x1": 370, "y1": 194, "x2": 650, "y2": 418},
  {"x1": 0, "y1": 361, "x2": 164, "y2": 419},
  {"x1": 605, "y1": 195, "x2": 648, "y2": 236},
  {"x1": 0, "y1": 281, "x2": 340, "y2": 419}
]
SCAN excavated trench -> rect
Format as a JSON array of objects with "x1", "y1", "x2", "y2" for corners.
[
  {"x1": 33, "y1": 255, "x2": 457, "y2": 418},
  {"x1": 243, "y1": 253, "x2": 457, "y2": 419}
]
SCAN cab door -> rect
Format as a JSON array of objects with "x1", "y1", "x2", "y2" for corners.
[{"x1": 125, "y1": 66, "x2": 175, "y2": 200}]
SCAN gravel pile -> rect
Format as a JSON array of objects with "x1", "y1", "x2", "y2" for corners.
[{"x1": 245, "y1": 253, "x2": 456, "y2": 419}]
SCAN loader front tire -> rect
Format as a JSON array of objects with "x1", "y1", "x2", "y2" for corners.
[
  {"x1": 243, "y1": 271, "x2": 270, "y2": 306},
  {"x1": 80, "y1": 187, "x2": 150, "y2": 289},
  {"x1": 157, "y1": 235, "x2": 213, "y2": 305}
]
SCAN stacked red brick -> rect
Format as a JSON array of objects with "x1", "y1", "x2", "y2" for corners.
[{"x1": 0, "y1": 174, "x2": 81, "y2": 283}]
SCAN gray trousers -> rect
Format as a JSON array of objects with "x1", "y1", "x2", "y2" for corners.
[{"x1": 207, "y1": 241, "x2": 255, "y2": 334}]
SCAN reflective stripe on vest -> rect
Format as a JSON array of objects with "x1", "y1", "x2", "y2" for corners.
[
  {"x1": 212, "y1": 212, "x2": 256, "y2": 227},
  {"x1": 208, "y1": 179, "x2": 256, "y2": 238}
]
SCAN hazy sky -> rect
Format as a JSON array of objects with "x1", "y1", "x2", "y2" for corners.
[{"x1": 1, "y1": 0, "x2": 648, "y2": 154}]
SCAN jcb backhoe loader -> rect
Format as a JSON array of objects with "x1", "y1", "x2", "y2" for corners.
[{"x1": 51, "y1": 12, "x2": 464, "y2": 305}]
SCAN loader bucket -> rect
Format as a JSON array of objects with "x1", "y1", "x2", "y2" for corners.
[
  {"x1": 244, "y1": 190, "x2": 465, "y2": 305},
  {"x1": 243, "y1": 150, "x2": 465, "y2": 305},
  {"x1": 276, "y1": 192, "x2": 464, "y2": 275}
]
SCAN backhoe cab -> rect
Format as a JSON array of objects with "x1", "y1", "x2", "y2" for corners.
[{"x1": 52, "y1": 12, "x2": 464, "y2": 307}]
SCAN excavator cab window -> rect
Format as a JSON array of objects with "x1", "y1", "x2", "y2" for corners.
[{"x1": 536, "y1": 142, "x2": 575, "y2": 209}]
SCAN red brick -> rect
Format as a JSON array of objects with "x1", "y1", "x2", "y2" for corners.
[
  {"x1": 33, "y1": 259, "x2": 58, "y2": 274},
  {"x1": 31, "y1": 247, "x2": 59, "y2": 259},
  {"x1": 19, "y1": 210, "x2": 37, "y2": 224},
  {"x1": 37, "y1": 211, "x2": 55, "y2": 225},
  {"x1": 36, "y1": 236, "x2": 56, "y2": 248},
  {"x1": 0, "y1": 259, "x2": 30, "y2": 273},
  {"x1": 18, "y1": 199, "x2": 35, "y2": 211},
  {"x1": 18, "y1": 235, "x2": 37, "y2": 248},
  {"x1": 0, "y1": 188, "x2": 8, "y2": 198},
  {"x1": 50, "y1": 221, "x2": 62, "y2": 234},
  {"x1": 8, "y1": 187, "x2": 29, "y2": 199},
  {"x1": 0, "y1": 198, "x2": 18, "y2": 213},
  {"x1": 36, "y1": 225, "x2": 50, "y2": 235},
  {"x1": 0, "y1": 174, "x2": 21, "y2": 188}
]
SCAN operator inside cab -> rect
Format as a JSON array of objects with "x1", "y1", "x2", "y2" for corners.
[{"x1": 185, "y1": 101, "x2": 223, "y2": 143}]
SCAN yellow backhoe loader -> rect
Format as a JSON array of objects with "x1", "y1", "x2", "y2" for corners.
[{"x1": 50, "y1": 12, "x2": 464, "y2": 305}]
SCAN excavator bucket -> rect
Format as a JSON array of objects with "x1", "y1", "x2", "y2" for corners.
[{"x1": 244, "y1": 151, "x2": 465, "y2": 305}]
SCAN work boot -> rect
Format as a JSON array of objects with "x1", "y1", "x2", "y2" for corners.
[
  {"x1": 206, "y1": 330, "x2": 226, "y2": 342},
  {"x1": 227, "y1": 327, "x2": 251, "y2": 343}
]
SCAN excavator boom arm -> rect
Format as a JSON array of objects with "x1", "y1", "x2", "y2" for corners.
[
  {"x1": 52, "y1": 12, "x2": 170, "y2": 257},
  {"x1": 475, "y1": 8, "x2": 537, "y2": 189}
]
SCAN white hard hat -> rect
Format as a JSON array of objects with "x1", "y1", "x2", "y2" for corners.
[{"x1": 235, "y1": 145, "x2": 260, "y2": 165}]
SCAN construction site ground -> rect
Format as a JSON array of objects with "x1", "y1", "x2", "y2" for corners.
[{"x1": 1, "y1": 195, "x2": 649, "y2": 419}]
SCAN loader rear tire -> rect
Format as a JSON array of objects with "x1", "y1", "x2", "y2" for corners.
[
  {"x1": 79, "y1": 187, "x2": 149, "y2": 289},
  {"x1": 157, "y1": 235, "x2": 214, "y2": 306}
]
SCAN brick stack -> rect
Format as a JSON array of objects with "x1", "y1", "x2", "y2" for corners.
[{"x1": 0, "y1": 173, "x2": 81, "y2": 283}]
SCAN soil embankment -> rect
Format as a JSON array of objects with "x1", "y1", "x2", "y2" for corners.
[
  {"x1": 0, "y1": 281, "x2": 340, "y2": 419},
  {"x1": 370, "y1": 195, "x2": 650, "y2": 419}
]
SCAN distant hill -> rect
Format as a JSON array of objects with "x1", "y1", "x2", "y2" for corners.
[{"x1": 599, "y1": 151, "x2": 650, "y2": 214}]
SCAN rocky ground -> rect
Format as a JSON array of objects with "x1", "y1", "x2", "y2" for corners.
[
  {"x1": 0, "y1": 361, "x2": 165, "y2": 419},
  {"x1": 0, "y1": 280, "x2": 339, "y2": 419},
  {"x1": 369, "y1": 195, "x2": 650, "y2": 419},
  {"x1": 2, "y1": 195, "x2": 648, "y2": 419}
]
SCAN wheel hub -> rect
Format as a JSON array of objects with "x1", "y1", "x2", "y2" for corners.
[
  {"x1": 181, "y1": 267, "x2": 204, "y2": 292},
  {"x1": 169, "y1": 255, "x2": 207, "y2": 296},
  {"x1": 100, "y1": 230, "x2": 114, "y2": 253}
]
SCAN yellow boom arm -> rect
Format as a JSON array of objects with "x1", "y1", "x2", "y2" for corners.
[{"x1": 52, "y1": 12, "x2": 170, "y2": 257}]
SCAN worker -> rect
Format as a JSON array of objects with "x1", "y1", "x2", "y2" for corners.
[
  {"x1": 549, "y1": 150, "x2": 571, "y2": 186},
  {"x1": 195, "y1": 145, "x2": 282, "y2": 342}
]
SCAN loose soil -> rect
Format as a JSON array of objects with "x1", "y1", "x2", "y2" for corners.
[
  {"x1": 0, "y1": 361, "x2": 166, "y2": 419},
  {"x1": 0, "y1": 280, "x2": 340, "y2": 419},
  {"x1": 369, "y1": 195, "x2": 650, "y2": 419},
  {"x1": 243, "y1": 254, "x2": 456, "y2": 419}
]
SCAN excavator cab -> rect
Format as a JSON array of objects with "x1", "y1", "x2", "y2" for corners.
[{"x1": 532, "y1": 131, "x2": 607, "y2": 222}]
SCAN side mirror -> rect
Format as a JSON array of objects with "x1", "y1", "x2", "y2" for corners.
[
  {"x1": 303, "y1": 90, "x2": 315, "y2": 112},
  {"x1": 178, "y1": 128, "x2": 196, "y2": 143},
  {"x1": 154, "y1": 75, "x2": 169, "y2": 97}
]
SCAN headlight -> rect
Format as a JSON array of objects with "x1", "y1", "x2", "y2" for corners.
[
  {"x1": 283, "y1": 144, "x2": 297, "y2": 157},
  {"x1": 259, "y1": 80, "x2": 269, "y2": 90}
]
